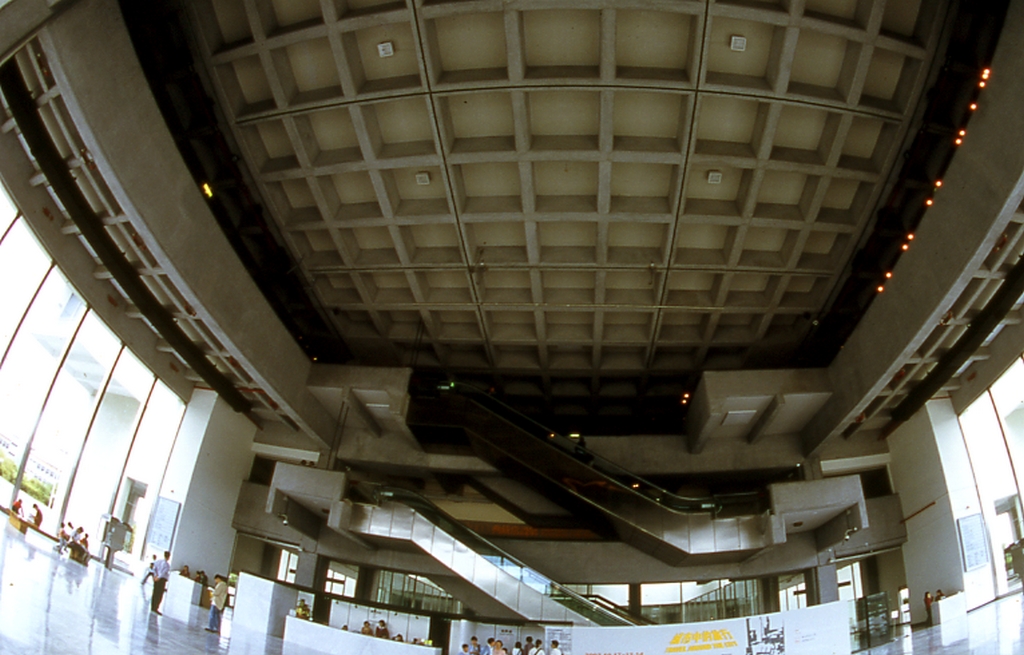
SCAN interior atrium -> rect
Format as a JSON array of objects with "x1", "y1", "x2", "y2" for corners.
[{"x1": 2, "y1": 0, "x2": 1024, "y2": 652}]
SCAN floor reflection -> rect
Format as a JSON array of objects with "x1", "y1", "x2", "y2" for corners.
[{"x1": 1, "y1": 523, "x2": 1023, "y2": 654}]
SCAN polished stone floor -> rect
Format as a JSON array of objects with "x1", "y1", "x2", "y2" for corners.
[
  {"x1": 0, "y1": 523, "x2": 307, "y2": 654},
  {"x1": 0, "y1": 522, "x2": 1022, "y2": 654}
]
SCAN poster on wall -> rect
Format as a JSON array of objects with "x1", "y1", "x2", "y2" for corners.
[
  {"x1": 957, "y1": 513, "x2": 990, "y2": 572},
  {"x1": 572, "y1": 600, "x2": 850, "y2": 655},
  {"x1": 146, "y1": 496, "x2": 180, "y2": 552},
  {"x1": 545, "y1": 626, "x2": 572, "y2": 655}
]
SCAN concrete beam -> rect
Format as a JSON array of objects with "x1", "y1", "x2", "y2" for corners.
[
  {"x1": 802, "y1": 0, "x2": 1024, "y2": 455},
  {"x1": 0, "y1": 0, "x2": 74, "y2": 62},
  {"x1": 35, "y1": 0, "x2": 337, "y2": 444},
  {"x1": 746, "y1": 394, "x2": 784, "y2": 444}
]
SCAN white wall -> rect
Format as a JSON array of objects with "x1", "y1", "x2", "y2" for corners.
[
  {"x1": 889, "y1": 399, "x2": 995, "y2": 623},
  {"x1": 234, "y1": 572, "x2": 298, "y2": 638},
  {"x1": 159, "y1": 388, "x2": 257, "y2": 577}
]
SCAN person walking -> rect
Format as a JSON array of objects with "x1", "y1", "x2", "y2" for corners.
[
  {"x1": 206, "y1": 574, "x2": 229, "y2": 633},
  {"x1": 151, "y1": 550, "x2": 171, "y2": 614}
]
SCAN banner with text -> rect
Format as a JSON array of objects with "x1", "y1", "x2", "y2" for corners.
[{"x1": 572, "y1": 600, "x2": 849, "y2": 655}]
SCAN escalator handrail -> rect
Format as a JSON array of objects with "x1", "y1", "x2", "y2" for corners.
[
  {"x1": 439, "y1": 382, "x2": 760, "y2": 514},
  {"x1": 374, "y1": 485, "x2": 637, "y2": 626}
]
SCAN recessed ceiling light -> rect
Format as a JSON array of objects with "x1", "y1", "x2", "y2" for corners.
[
  {"x1": 707, "y1": 170, "x2": 723, "y2": 184},
  {"x1": 415, "y1": 172, "x2": 431, "y2": 185},
  {"x1": 730, "y1": 35, "x2": 747, "y2": 52},
  {"x1": 377, "y1": 41, "x2": 394, "y2": 58}
]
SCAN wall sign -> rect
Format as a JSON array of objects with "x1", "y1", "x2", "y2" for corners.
[
  {"x1": 146, "y1": 496, "x2": 180, "y2": 552},
  {"x1": 572, "y1": 600, "x2": 850, "y2": 655},
  {"x1": 957, "y1": 513, "x2": 990, "y2": 572}
]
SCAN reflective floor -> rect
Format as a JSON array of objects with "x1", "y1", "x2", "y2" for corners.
[
  {"x1": 866, "y1": 595, "x2": 1024, "y2": 655},
  {"x1": 0, "y1": 524, "x2": 311, "y2": 655},
  {"x1": 1, "y1": 523, "x2": 1023, "y2": 655}
]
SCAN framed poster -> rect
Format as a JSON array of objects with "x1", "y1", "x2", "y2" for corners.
[
  {"x1": 146, "y1": 496, "x2": 180, "y2": 552},
  {"x1": 957, "y1": 513, "x2": 990, "y2": 572}
]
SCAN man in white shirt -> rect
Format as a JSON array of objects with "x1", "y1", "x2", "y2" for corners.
[
  {"x1": 151, "y1": 550, "x2": 171, "y2": 614},
  {"x1": 549, "y1": 640, "x2": 562, "y2": 655}
]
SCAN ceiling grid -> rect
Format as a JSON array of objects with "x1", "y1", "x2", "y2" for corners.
[{"x1": 187, "y1": 0, "x2": 946, "y2": 423}]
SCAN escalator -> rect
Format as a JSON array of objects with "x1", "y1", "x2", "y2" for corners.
[
  {"x1": 408, "y1": 382, "x2": 772, "y2": 566},
  {"x1": 349, "y1": 485, "x2": 638, "y2": 626}
]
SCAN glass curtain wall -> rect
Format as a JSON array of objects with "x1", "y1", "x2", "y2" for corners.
[
  {"x1": 958, "y1": 357, "x2": 1024, "y2": 594},
  {"x1": 0, "y1": 184, "x2": 186, "y2": 562}
]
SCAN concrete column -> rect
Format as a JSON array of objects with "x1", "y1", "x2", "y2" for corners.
[
  {"x1": 160, "y1": 389, "x2": 257, "y2": 577},
  {"x1": 294, "y1": 552, "x2": 319, "y2": 589},
  {"x1": 759, "y1": 577, "x2": 780, "y2": 613},
  {"x1": 862, "y1": 556, "x2": 881, "y2": 596},
  {"x1": 354, "y1": 565, "x2": 378, "y2": 602},
  {"x1": 804, "y1": 565, "x2": 839, "y2": 606},
  {"x1": 628, "y1": 583, "x2": 642, "y2": 619},
  {"x1": 311, "y1": 556, "x2": 332, "y2": 625}
]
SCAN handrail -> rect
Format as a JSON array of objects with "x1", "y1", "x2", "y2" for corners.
[
  {"x1": 371, "y1": 485, "x2": 637, "y2": 626},
  {"x1": 582, "y1": 594, "x2": 654, "y2": 625},
  {"x1": 435, "y1": 382, "x2": 761, "y2": 515}
]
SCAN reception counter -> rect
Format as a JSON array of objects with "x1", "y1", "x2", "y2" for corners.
[
  {"x1": 283, "y1": 616, "x2": 440, "y2": 655},
  {"x1": 933, "y1": 593, "x2": 966, "y2": 625}
]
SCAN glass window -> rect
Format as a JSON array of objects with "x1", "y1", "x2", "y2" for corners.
[
  {"x1": 63, "y1": 348, "x2": 154, "y2": 552},
  {"x1": 278, "y1": 549, "x2": 299, "y2": 584},
  {"x1": 0, "y1": 269, "x2": 86, "y2": 504},
  {"x1": 113, "y1": 381, "x2": 185, "y2": 565},
  {"x1": 325, "y1": 562, "x2": 358, "y2": 597},
  {"x1": 990, "y1": 359, "x2": 1024, "y2": 487},
  {"x1": 641, "y1": 581, "x2": 682, "y2": 605},
  {"x1": 16, "y1": 313, "x2": 121, "y2": 534},
  {"x1": 960, "y1": 394, "x2": 1018, "y2": 594},
  {"x1": 0, "y1": 219, "x2": 51, "y2": 357}
]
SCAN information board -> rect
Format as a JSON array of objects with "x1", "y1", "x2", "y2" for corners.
[
  {"x1": 146, "y1": 497, "x2": 180, "y2": 552},
  {"x1": 957, "y1": 513, "x2": 990, "y2": 572}
]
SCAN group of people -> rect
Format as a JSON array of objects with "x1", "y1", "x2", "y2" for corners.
[
  {"x1": 347, "y1": 619, "x2": 429, "y2": 644},
  {"x1": 923, "y1": 589, "x2": 947, "y2": 625},
  {"x1": 461, "y1": 636, "x2": 563, "y2": 655},
  {"x1": 9, "y1": 499, "x2": 43, "y2": 528},
  {"x1": 141, "y1": 550, "x2": 229, "y2": 633},
  {"x1": 360, "y1": 619, "x2": 394, "y2": 639},
  {"x1": 55, "y1": 522, "x2": 90, "y2": 564}
]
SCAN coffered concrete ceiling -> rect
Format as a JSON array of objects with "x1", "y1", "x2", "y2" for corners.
[{"x1": 184, "y1": 0, "x2": 945, "y2": 423}]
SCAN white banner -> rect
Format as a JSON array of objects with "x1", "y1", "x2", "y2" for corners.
[{"x1": 571, "y1": 601, "x2": 850, "y2": 655}]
